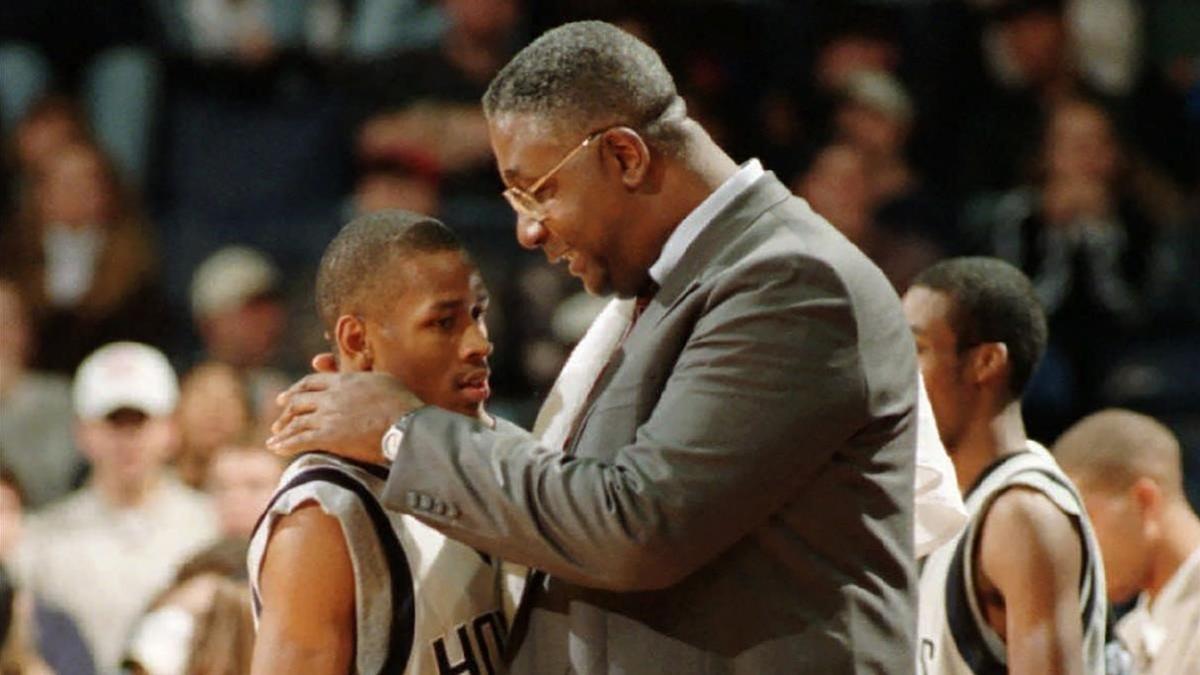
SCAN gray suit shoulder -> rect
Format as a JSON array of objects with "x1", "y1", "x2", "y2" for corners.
[{"x1": 716, "y1": 191, "x2": 918, "y2": 416}]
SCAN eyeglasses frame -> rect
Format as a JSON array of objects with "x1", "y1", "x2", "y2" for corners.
[{"x1": 501, "y1": 128, "x2": 610, "y2": 222}]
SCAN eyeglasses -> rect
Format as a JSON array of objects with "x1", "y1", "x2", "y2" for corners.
[{"x1": 502, "y1": 129, "x2": 606, "y2": 222}]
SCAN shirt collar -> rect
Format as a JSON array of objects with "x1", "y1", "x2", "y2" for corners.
[
  {"x1": 647, "y1": 159, "x2": 764, "y2": 285},
  {"x1": 1152, "y1": 544, "x2": 1200, "y2": 618},
  {"x1": 1117, "y1": 545, "x2": 1200, "y2": 660}
]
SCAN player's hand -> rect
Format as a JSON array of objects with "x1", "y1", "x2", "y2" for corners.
[{"x1": 266, "y1": 372, "x2": 424, "y2": 463}]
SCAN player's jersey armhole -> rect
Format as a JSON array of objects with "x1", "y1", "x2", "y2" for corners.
[{"x1": 250, "y1": 465, "x2": 417, "y2": 673}]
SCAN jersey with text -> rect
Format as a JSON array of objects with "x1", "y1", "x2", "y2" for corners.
[{"x1": 248, "y1": 452, "x2": 507, "y2": 674}]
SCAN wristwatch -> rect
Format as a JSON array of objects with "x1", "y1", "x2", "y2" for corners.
[{"x1": 381, "y1": 408, "x2": 422, "y2": 462}]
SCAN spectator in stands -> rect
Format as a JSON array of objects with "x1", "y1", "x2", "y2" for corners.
[
  {"x1": 813, "y1": 8, "x2": 902, "y2": 97},
  {"x1": 190, "y1": 246, "x2": 285, "y2": 371},
  {"x1": 1055, "y1": 409, "x2": 1200, "y2": 675},
  {"x1": 159, "y1": 0, "x2": 344, "y2": 66},
  {"x1": 17, "y1": 342, "x2": 218, "y2": 673},
  {"x1": 0, "y1": 279, "x2": 81, "y2": 509},
  {"x1": 958, "y1": 0, "x2": 1072, "y2": 192},
  {"x1": 189, "y1": 246, "x2": 290, "y2": 422},
  {"x1": 174, "y1": 361, "x2": 253, "y2": 490},
  {"x1": 205, "y1": 444, "x2": 284, "y2": 540},
  {"x1": 349, "y1": 0, "x2": 521, "y2": 216},
  {"x1": 1134, "y1": 1, "x2": 1200, "y2": 190},
  {"x1": 0, "y1": 469, "x2": 97, "y2": 675},
  {"x1": 0, "y1": 141, "x2": 170, "y2": 374},
  {"x1": 2, "y1": 95, "x2": 88, "y2": 207},
  {"x1": 123, "y1": 538, "x2": 254, "y2": 675},
  {"x1": 978, "y1": 96, "x2": 1182, "y2": 410},
  {"x1": 349, "y1": 152, "x2": 442, "y2": 218},
  {"x1": 834, "y1": 70, "x2": 917, "y2": 205},
  {"x1": 833, "y1": 69, "x2": 957, "y2": 252},
  {"x1": 0, "y1": 565, "x2": 53, "y2": 675},
  {"x1": 0, "y1": 0, "x2": 161, "y2": 186},
  {"x1": 756, "y1": 5, "x2": 903, "y2": 183},
  {"x1": 795, "y1": 142, "x2": 941, "y2": 291},
  {"x1": 1064, "y1": 0, "x2": 1142, "y2": 98},
  {"x1": 346, "y1": 0, "x2": 448, "y2": 58}
]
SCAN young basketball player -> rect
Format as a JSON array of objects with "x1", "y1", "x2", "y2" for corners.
[{"x1": 248, "y1": 210, "x2": 507, "y2": 674}]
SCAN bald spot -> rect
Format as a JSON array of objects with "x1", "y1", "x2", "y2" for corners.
[{"x1": 1053, "y1": 408, "x2": 1183, "y2": 496}]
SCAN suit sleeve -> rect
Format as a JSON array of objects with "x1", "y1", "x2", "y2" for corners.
[{"x1": 384, "y1": 255, "x2": 888, "y2": 591}]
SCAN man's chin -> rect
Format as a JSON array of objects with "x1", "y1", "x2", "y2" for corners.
[{"x1": 577, "y1": 271, "x2": 612, "y2": 296}]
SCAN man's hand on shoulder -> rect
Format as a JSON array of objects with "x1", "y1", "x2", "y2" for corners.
[{"x1": 267, "y1": 369, "x2": 424, "y2": 464}]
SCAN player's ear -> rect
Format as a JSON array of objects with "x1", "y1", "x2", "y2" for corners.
[
  {"x1": 1131, "y1": 476, "x2": 1163, "y2": 517},
  {"x1": 970, "y1": 342, "x2": 1008, "y2": 389},
  {"x1": 334, "y1": 314, "x2": 372, "y2": 371}
]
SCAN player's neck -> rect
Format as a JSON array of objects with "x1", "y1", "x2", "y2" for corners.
[
  {"x1": 953, "y1": 400, "x2": 1027, "y2": 494},
  {"x1": 1146, "y1": 505, "x2": 1200, "y2": 601}
]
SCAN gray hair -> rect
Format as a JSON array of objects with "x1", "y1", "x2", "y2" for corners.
[{"x1": 483, "y1": 21, "x2": 687, "y2": 150}]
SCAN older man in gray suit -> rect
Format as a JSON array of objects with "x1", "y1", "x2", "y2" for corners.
[{"x1": 270, "y1": 21, "x2": 918, "y2": 673}]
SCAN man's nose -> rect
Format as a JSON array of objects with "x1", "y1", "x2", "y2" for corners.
[
  {"x1": 515, "y1": 214, "x2": 549, "y2": 250},
  {"x1": 463, "y1": 321, "x2": 494, "y2": 360}
]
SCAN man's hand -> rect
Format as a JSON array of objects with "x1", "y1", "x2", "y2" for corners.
[{"x1": 266, "y1": 371, "x2": 424, "y2": 463}]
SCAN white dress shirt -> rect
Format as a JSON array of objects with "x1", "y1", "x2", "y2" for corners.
[
  {"x1": 1117, "y1": 545, "x2": 1200, "y2": 674},
  {"x1": 648, "y1": 159, "x2": 764, "y2": 284}
]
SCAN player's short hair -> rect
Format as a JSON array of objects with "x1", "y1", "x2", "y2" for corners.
[
  {"x1": 1053, "y1": 409, "x2": 1184, "y2": 496},
  {"x1": 482, "y1": 20, "x2": 687, "y2": 153},
  {"x1": 315, "y1": 210, "x2": 465, "y2": 336},
  {"x1": 912, "y1": 256, "x2": 1047, "y2": 399}
]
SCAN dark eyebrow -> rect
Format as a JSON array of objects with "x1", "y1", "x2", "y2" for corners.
[{"x1": 431, "y1": 299, "x2": 464, "y2": 311}]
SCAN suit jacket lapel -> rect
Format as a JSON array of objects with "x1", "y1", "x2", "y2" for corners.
[
  {"x1": 564, "y1": 173, "x2": 793, "y2": 455},
  {"x1": 640, "y1": 172, "x2": 793, "y2": 330}
]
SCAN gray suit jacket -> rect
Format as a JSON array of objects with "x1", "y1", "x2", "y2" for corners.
[{"x1": 384, "y1": 173, "x2": 918, "y2": 673}]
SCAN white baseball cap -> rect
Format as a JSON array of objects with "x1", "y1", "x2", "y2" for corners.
[
  {"x1": 190, "y1": 246, "x2": 280, "y2": 319},
  {"x1": 73, "y1": 342, "x2": 180, "y2": 420}
]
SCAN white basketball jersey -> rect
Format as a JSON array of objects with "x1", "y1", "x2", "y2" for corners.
[
  {"x1": 248, "y1": 452, "x2": 507, "y2": 674},
  {"x1": 917, "y1": 441, "x2": 1107, "y2": 675}
]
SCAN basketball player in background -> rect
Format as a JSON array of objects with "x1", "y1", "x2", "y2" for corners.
[
  {"x1": 1055, "y1": 410, "x2": 1200, "y2": 675},
  {"x1": 902, "y1": 257, "x2": 1107, "y2": 674},
  {"x1": 248, "y1": 210, "x2": 507, "y2": 674}
]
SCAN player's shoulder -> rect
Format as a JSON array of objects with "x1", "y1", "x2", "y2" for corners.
[
  {"x1": 979, "y1": 485, "x2": 1082, "y2": 573},
  {"x1": 280, "y1": 451, "x2": 389, "y2": 487},
  {"x1": 986, "y1": 486, "x2": 1075, "y2": 535}
]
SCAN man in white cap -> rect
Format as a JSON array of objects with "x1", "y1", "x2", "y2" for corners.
[
  {"x1": 190, "y1": 245, "x2": 287, "y2": 373},
  {"x1": 15, "y1": 342, "x2": 218, "y2": 675},
  {"x1": 190, "y1": 246, "x2": 291, "y2": 440}
]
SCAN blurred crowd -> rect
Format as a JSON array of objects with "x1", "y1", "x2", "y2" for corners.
[{"x1": 0, "y1": 0, "x2": 1197, "y2": 673}]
